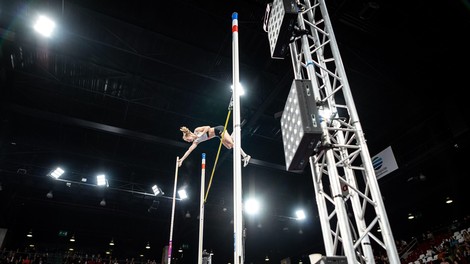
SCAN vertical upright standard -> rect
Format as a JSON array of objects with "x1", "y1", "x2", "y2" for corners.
[
  {"x1": 267, "y1": 0, "x2": 400, "y2": 263},
  {"x1": 198, "y1": 153, "x2": 206, "y2": 264},
  {"x1": 231, "y1": 12, "x2": 244, "y2": 264},
  {"x1": 168, "y1": 157, "x2": 180, "y2": 264}
]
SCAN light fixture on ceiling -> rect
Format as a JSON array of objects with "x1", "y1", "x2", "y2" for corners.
[
  {"x1": 244, "y1": 198, "x2": 260, "y2": 215},
  {"x1": 178, "y1": 189, "x2": 188, "y2": 200},
  {"x1": 100, "y1": 198, "x2": 106, "y2": 206},
  {"x1": 445, "y1": 197, "x2": 453, "y2": 204},
  {"x1": 97, "y1": 174, "x2": 108, "y2": 187},
  {"x1": 408, "y1": 213, "x2": 414, "y2": 220},
  {"x1": 46, "y1": 191, "x2": 53, "y2": 199},
  {"x1": 295, "y1": 209, "x2": 306, "y2": 220},
  {"x1": 26, "y1": 230, "x2": 33, "y2": 238},
  {"x1": 145, "y1": 242, "x2": 150, "y2": 249},
  {"x1": 265, "y1": 255, "x2": 270, "y2": 261},
  {"x1": 231, "y1": 83, "x2": 245, "y2": 96},
  {"x1": 70, "y1": 235, "x2": 75, "y2": 242},
  {"x1": 109, "y1": 238, "x2": 115, "y2": 246},
  {"x1": 152, "y1": 185, "x2": 163, "y2": 196},
  {"x1": 49, "y1": 167, "x2": 64, "y2": 179},
  {"x1": 33, "y1": 15, "x2": 56, "y2": 38}
]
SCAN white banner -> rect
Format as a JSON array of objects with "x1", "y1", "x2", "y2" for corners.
[{"x1": 371, "y1": 146, "x2": 398, "y2": 180}]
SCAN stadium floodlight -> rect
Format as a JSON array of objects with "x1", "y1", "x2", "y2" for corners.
[
  {"x1": 244, "y1": 198, "x2": 261, "y2": 215},
  {"x1": 96, "y1": 174, "x2": 108, "y2": 187},
  {"x1": 445, "y1": 197, "x2": 453, "y2": 204},
  {"x1": 49, "y1": 167, "x2": 64, "y2": 179},
  {"x1": 295, "y1": 209, "x2": 306, "y2": 220},
  {"x1": 178, "y1": 189, "x2": 188, "y2": 200},
  {"x1": 33, "y1": 15, "x2": 56, "y2": 37},
  {"x1": 231, "y1": 83, "x2": 245, "y2": 96},
  {"x1": 152, "y1": 185, "x2": 163, "y2": 196},
  {"x1": 281, "y1": 80, "x2": 322, "y2": 171},
  {"x1": 266, "y1": 0, "x2": 299, "y2": 59}
]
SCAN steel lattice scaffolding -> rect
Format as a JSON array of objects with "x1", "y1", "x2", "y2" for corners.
[{"x1": 267, "y1": 0, "x2": 401, "y2": 263}]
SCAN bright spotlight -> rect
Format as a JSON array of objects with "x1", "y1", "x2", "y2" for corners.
[
  {"x1": 318, "y1": 108, "x2": 335, "y2": 122},
  {"x1": 295, "y1": 209, "x2": 306, "y2": 220},
  {"x1": 152, "y1": 185, "x2": 163, "y2": 196},
  {"x1": 96, "y1": 174, "x2": 108, "y2": 187},
  {"x1": 244, "y1": 198, "x2": 260, "y2": 215},
  {"x1": 33, "y1": 15, "x2": 56, "y2": 37},
  {"x1": 49, "y1": 167, "x2": 64, "y2": 179},
  {"x1": 231, "y1": 83, "x2": 245, "y2": 96},
  {"x1": 178, "y1": 189, "x2": 188, "y2": 200}
]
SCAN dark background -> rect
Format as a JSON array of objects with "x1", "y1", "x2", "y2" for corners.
[{"x1": 1, "y1": 0, "x2": 469, "y2": 263}]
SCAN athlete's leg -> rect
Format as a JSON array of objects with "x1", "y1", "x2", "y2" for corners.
[
  {"x1": 228, "y1": 131, "x2": 251, "y2": 167},
  {"x1": 221, "y1": 130, "x2": 234, "y2": 149}
]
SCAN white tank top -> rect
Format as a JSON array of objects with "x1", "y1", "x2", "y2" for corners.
[{"x1": 194, "y1": 131, "x2": 209, "y2": 143}]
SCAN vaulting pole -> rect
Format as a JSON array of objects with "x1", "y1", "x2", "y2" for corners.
[
  {"x1": 168, "y1": 157, "x2": 179, "y2": 264},
  {"x1": 198, "y1": 153, "x2": 206, "y2": 264},
  {"x1": 231, "y1": 12, "x2": 244, "y2": 264}
]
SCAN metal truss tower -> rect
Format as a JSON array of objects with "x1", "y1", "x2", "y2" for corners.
[{"x1": 267, "y1": 0, "x2": 401, "y2": 263}]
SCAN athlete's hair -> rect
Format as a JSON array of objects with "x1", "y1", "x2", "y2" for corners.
[{"x1": 180, "y1": 126, "x2": 192, "y2": 141}]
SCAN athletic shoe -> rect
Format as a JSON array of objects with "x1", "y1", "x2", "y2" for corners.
[{"x1": 243, "y1": 155, "x2": 251, "y2": 167}]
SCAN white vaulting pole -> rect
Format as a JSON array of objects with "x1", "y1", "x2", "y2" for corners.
[
  {"x1": 168, "y1": 157, "x2": 179, "y2": 264},
  {"x1": 198, "y1": 153, "x2": 206, "y2": 264},
  {"x1": 231, "y1": 12, "x2": 244, "y2": 264}
]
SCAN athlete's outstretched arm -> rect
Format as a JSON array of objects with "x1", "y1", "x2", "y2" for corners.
[{"x1": 178, "y1": 142, "x2": 198, "y2": 167}]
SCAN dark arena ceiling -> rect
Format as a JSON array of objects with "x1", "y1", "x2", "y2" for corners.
[{"x1": 1, "y1": 0, "x2": 469, "y2": 263}]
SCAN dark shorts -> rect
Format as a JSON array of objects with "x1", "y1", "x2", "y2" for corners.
[{"x1": 214, "y1": 126, "x2": 224, "y2": 138}]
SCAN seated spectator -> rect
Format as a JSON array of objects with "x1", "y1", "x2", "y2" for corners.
[{"x1": 462, "y1": 230, "x2": 470, "y2": 243}]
